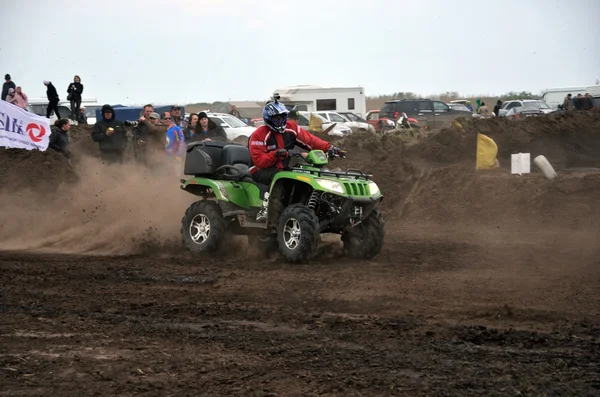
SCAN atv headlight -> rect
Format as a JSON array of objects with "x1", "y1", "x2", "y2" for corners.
[
  {"x1": 315, "y1": 179, "x2": 344, "y2": 194},
  {"x1": 368, "y1": 181, "x2": 380, "y2": 195}
]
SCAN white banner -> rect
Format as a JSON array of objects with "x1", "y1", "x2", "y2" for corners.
[{"x1": 0, "y1": 99, "x2": 51, "y2": 151}]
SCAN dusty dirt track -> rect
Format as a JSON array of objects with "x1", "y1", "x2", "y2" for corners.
[{"x1": 1, "y1": 113, "x2": 599, "y2": 395}]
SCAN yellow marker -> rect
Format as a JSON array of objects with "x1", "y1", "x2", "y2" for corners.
[{"x1": 296, "y1": 176, "x2": 311, "y2": 182}]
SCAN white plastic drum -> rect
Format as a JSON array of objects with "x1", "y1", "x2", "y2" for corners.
[{"x1": 533, "y1": 155, "x2": 558, "y2": 180}]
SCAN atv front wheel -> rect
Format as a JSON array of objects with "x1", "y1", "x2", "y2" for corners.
[
  {"x1": 342, "y1": 209, "x2": 385, "y2": 259},
  {"x1": 181, "y1": 200, "x2": 227, "y2": 253},
  {"x1": 277, "y1": 204, "x2": 319, "y2": 263}
]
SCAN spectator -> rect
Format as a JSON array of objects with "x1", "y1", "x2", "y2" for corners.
[
  {"x1": 5, "y1": 88, "x2": 17, "y2": 105},
  {"x1": 13, "y1": 87, "x2": 28, "y2": 110},
  {"x1": 49, "y1": 119, "x2": 72, "y2": 160},
  {"x1": 465, "y1": 101, "x2": 473, "y2": 112},
  {"x1": 91, "y1": 104, "x2": 127, "y2": 163},
  {"x1": 479, "y1": 102, "x2": 489, "y2": 117},
  {"x1": 191, "y1": 111, "x2": 227, "y2": 142},
  {"x1": 79, "y1": 106, "x2": 88, "y2": 124},
  {"x1": 43, "y1": 80, "x2": 61, "y2": 119},
  {"x1": 574, "y1": 94, "x2": 583, "y2": 110},
  {"x1": 132, "y1": 104, "x2": 156, "y2": 164},
  {"x1": 562, "y1": 94, "x2": 574, "y2": 111},
  {"x1": 162, "y1": 112, "x2": 185, "y2": 161},
  {"x1": 170, "y1": 105, "x2": 187, "y2": 129},
  {"x1": 67, "y1": 75, "x2": 84, "y2": 121},
  {"x1": 580, "y1": 93, "x2": 594, "y2": 111},
  {"x1": 229, "y1": 105, "x2": 241, "y2": 118},
  {"x1": 2, "y1": 74, "x2": 16, "y2": 101},
  {"x1": 183, "y1": 113, "x2": 198, "y2": 141},
  {"x1": 493, "y1": 100, "x2": 502, "y2": 116}
]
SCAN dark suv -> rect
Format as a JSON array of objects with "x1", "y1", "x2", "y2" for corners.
[{"x1": 380, "y1": 99, "x2": 472, "y2": 128}]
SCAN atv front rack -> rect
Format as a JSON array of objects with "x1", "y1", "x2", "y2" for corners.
[{"x1": 289, "y1": 167, "x2": 373, "y2": 180}]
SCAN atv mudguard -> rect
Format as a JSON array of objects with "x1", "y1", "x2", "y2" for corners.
[{"x1": 180, "y1": 177, "x2": 263, "y2": 209}]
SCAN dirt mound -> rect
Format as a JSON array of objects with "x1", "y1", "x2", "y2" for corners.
[
  {"x1": 405, "y1": 111, "x2": 600, "y2": 168},
  {"x1": 0, "y1": 148, "x2": 78, "y2": 192},
  {"x1": 340, "y1": 113, "x2": 600, "y2": 229}
]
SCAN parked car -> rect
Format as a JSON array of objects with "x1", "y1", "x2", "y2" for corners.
[
  {"x1": 505, "y1": 106, "x2": 547, "y2": 119},
  {"x1": 82, "y1": 104, "x2": 103, "y2": 125},
  {"x1": 297, "y1": 111, "x2": 352, "y2": 137},
  {"x1": 365, "y1": 110, "x2": 396, "y2": 132},
  {"x1": 497, "y1": 100, "x2": 552, "y2": 117},
  {"x1": 447, "y1": 103, "x2": 471, "y2": 112},
  {"x1": 380, "y1": 99, "x2": 472, "y2": 128},
  {"x1": 206, "y1": 112, "x2": 256, "y2": 140},
  {"x1": 315, "y1": 111, "x2": 375, "y2": 132}
]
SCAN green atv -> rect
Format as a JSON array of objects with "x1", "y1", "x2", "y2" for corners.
[{"x1": 179, "y1": 140, "x2": 384, "y2": 263}]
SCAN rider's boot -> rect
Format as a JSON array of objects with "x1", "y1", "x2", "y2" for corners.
[{"x1": 256, "y1": 192, "x2": 269, "y2": 222}]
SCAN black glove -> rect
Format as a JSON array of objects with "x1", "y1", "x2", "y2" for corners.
[
  {"x1": 275, "y1": 149, "x2": 289, "y2": 158},
  {"x1": 328, "y1": 146, "x2": 345, "y2": 158}
]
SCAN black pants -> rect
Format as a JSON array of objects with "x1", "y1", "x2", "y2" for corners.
[
  {"x1": 46, "y1": 100, "x2": 60, "y2": 119},
  {"x1": 70, "y1": 98, "x2": 81, "y2": 120},
  {"x1": 252, "y1": 167, "x2": 281, "y2": 186}
]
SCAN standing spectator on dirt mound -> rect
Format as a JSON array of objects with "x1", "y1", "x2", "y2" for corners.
[
  {"x1": 229, "y1": 105, "x2": 241, "y2": 118},
  {"x1": 131, "y1": 104, "x2": 156, "y2": 164},
  {"x1": 4, "y1": 88, "x2": 17, "y2": 106},
  {"x1": 574, "y1": 94, "x2": 584, "y2": 110},
  {"x1": 162, "y1": 112, "x2": 185, "y2": 161},
  {"x1": 170, "y1": 105, "x2": 187, "y2": 128},
  {"x1": 580, "y1": 93, "x2": 595, "y2": 111},
  {"x1": 479, "y1": 102, "x2": 490, "y2": 117},
  {"x1": 2, "y1": 74, "x2": 16, "y2": 101},
  {"x1": 493, "y1": 100, "x2": 502, "y2": 116},
  {"x1": 91, "y1": 104, "x2": 127, "y2": 164},
  {"x1": 562, "y1": 94, "x2": 574, "y2": 111},
  {"x1": 190, "y1": 112, "x2": 228, "y2": 142},
  {"x1": 49, "y1": 119, "x2": 72, "y2": 161},
  {"x1": 12, "y1": 87, "x2": 28, "y2": 110},
  {"x1": 66, "y1": 75, "x2": 84, "y2": 121},
  {"x1": 43, "y1": 81, "x2": 61, "y2": 119},
  {"x1": 183, "y1": 113, "x2": 198, "y2": 141},
  {"x1": 78, "y1": 106, "x2": 88, "y2": 124}
]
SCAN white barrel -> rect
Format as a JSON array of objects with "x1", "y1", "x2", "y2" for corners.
[{"x1": 533, "y1": 155, "x2": 558, "y2": 180}]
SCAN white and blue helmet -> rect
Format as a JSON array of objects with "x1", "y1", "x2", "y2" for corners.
[{"x1": 263, "y1": 101, "x2": 289, "y2": 134}]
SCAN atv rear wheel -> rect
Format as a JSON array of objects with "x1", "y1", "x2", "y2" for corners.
[
  {"x1": 181, "y1": 200, "x2": 227, "y2": 253},
  {"x1": 342, "y1": 209, "x2": 385, "y2": 259},
  {"x1": 277, "y1": 204, "x2": 319, "y2": 263}
]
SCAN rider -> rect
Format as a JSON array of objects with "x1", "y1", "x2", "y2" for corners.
[{"x1": 249, "y1": 100, "x2": 344, "y2": 221}]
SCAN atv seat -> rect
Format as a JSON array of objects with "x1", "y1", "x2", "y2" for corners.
[{"x1": 221, "y1": 145, "x2": 269, "y2": 193}]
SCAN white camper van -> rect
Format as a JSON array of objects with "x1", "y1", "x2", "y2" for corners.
[
  {"x1": 274, "y1": 85, "x2": 367, "y2": 117},
  {"x1": 541, "y1": 86, "x2": 599, "y2": 109}
]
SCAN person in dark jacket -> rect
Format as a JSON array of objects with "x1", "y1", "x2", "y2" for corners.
[
  {"x1": 493, "y1": 100, "x2": 502, "y2": 116},
  {"x1": 182, "y1": 113, "x2": 198, "y2": 141},
  {"x1": 580, "y1": 93, "x2": 595, "y2": 111},
  {"x1": 67, "y1": 75, "x2": 84, "y2": 120},
  {"x1": 43, "y1": 80, "x2": 61, "y2": 119},
  {"x1": 2, "y1": 74, "x2": 16, "y2": 101},
  {"x1": 49, "y1": 119, "x2": 71, "y2": 160},
  {"x1": 91, "y1": 104, "x2": 127, "y2": 163},
  {"x1": 190, "y1": 112, "x2": 228, "y2": 142}
]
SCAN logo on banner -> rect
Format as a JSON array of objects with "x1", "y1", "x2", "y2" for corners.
[{"x1": 26, "y1": 123, "x2": 46, "y2": 143}]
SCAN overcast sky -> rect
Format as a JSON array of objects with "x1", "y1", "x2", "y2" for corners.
[{"x1": 2, "y1": 0, "x2": 599, "y2": 105}]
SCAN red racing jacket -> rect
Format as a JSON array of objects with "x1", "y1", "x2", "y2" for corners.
[{"x1": 249, "y1": 120, "x2": 331, "y2": 174}]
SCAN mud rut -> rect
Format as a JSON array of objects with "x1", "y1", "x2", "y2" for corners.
[{"x1": 1, "y1": 222, "x2": 598, "y2": 396}]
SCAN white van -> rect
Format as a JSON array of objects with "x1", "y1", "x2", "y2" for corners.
[{"x1": 541, "y1": 86, "x2": 598, "y2": 109}]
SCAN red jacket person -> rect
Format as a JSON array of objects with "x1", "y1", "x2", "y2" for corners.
[{"x1": 248, "y1": 101, "x2": 344, "y2": 221}]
